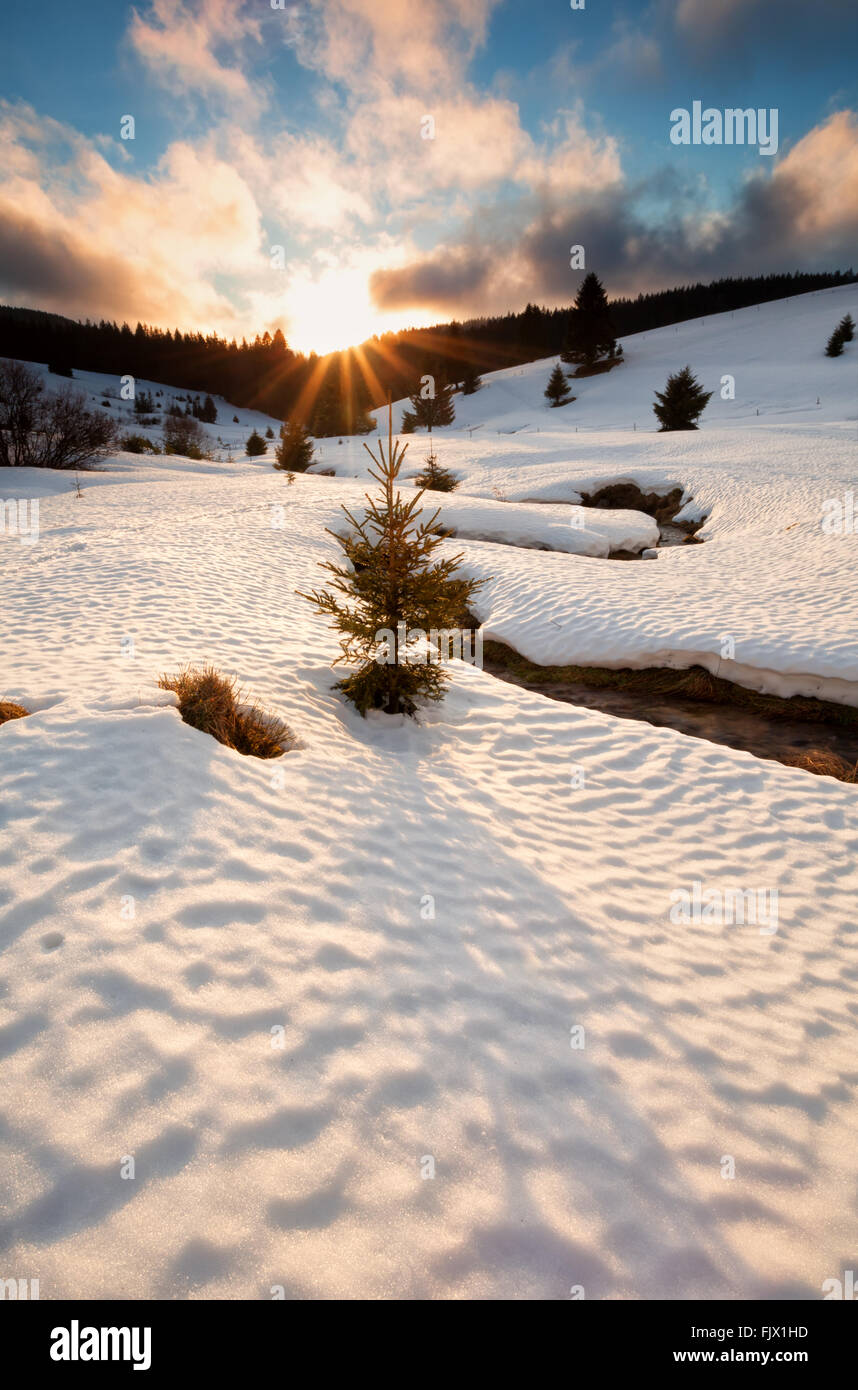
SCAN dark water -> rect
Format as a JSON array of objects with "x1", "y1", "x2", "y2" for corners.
[{"x1": 484, "y1": 662, "x2": 858, "y2": 776}]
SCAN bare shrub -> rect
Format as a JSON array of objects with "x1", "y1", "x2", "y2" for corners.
[
  {"x1": 163, "y1": 413, "x2": 208, "y2": 458},
  {"x1": 0, "y1": 360, "x2": 116, "y2": 469}
]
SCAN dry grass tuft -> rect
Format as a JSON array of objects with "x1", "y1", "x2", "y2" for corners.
[
  {"x1": 784, "y1": 748, "x2": 858, "y2": 782},
  {"x1": 0, "y1": 701, "x2": 29, "y2": 726},
  {"x1": 159, "y1": 665, "x2": 294, "y2": 759}
]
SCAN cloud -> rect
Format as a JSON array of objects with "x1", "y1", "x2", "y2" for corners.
[
  {"x1": 128, "y1": 0, "x2": 264, "y2": 108},
  {"x1": 285, "y1": 0, "x2": 498, "y2": 96},
  {"x1": 370, "y1": 111, "x2": 858, "y2": 316},
  {"x1": 221, "y1": 128, "x2": 374, "y2": 237},
  {"x1": 0, "y1": 202, "x2": 150, "y2": 320},
  {"x1": 675, "y1": 0, "x2": 858, "y2": 54},
  {"x1": 0, "y1": 103, "x2": 267, "y2": 331}
]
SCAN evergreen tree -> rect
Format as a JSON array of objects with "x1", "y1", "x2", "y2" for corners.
[
  {"x1": 545, "y1": 363, "x2": 573, "y2": 407},
  {"x1": 413, "y1": 448, "x2": 458, "y2": 492},
  {"x1": 653, "y1": 366, "x2": 712, "y2": 431},
  {"x1": 200, "y1": 394, "x2": 217, "y2": 423},
  {"x1": 406, "y1": 375, "x2": 455, "y2": 428},
  {"x1": 561, "y1": 272, "x2": 621, "y2": 369},
  {"x1": 298, "y1": 409, "x2": 484, "y2": 716},
  {"x1": 265, "y1": 426, "x2": 274, "y2": 438},
  {"x1": 246, "y1": 429, "x2": 267, "y2": 456},
  {"x1": 825, "y1": 314, "x2": 854, "y2": 356},
  {"x1": 275, "y1": 419, "x2": 314, "y2": 472},
  {"x1": 311, "y1": 382, "x2": 341, "y2": 437},
  {"x1": 825, "y1": 325, "x2": 845, "y2": 357},
  {"x1": 461, "y1": 366, "x2": 482, "y2": 395}
]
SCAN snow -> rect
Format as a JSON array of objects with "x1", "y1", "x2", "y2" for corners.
[
  {"x1": 1, "y1": 285, "x2": 857, "y2": 1300},
  {"x1": 318, "y1": 284, "x2": 858, "y2": 705}
]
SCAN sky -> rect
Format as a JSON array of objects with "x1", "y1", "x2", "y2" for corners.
[{"x1": 0, "y1": 0, "x2": 856, "y2": 355}]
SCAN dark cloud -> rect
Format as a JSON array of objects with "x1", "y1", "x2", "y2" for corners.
[
  {"x1": 0, "y1": 201, "x2": 155, "y2": 321},
  {"x1": 370, "y1": 131, "x2": 858, "y2": 317}
]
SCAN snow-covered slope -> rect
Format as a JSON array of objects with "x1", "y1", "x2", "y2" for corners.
[
  {"x1": 363, "y1": 282, "x2": 858, "y2": 438},
  {"x1": 19, "y1": 362, "x2": 283, "y2": 458},
  {"x1": 1, "y1": 286, "x2": 857, "y2": 1301},
  {"x1": 318, "y1": 284, "x2": 858, "y2": 704}
]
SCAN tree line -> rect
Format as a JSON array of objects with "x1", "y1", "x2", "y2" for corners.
[{"x1": 0, "y1": 269, "x2": 853, "y2": 435}]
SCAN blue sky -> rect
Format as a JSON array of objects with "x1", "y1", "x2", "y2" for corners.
[{"x1": 1, "y1": 0, "x2": 856, "y2": 352}]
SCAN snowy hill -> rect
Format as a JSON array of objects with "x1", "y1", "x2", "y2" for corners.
[
  {"x1": 319, "y1": 284, "x2": 858, "y2": 705},
  {"x1": 1, "y1": 286, "x2": 858, "y2": 1300},
  {"x1": 19, "y1": 361, "x2": 284, "y2": 461}
]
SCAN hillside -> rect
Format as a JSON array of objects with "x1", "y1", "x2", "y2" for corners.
[{"x1": 1, "y1": 286, "x2": 857, "y2": 1300}]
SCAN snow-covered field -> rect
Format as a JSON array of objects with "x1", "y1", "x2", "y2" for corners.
[{"x1": 1, "y1": 286, "x2": 857, "y2": 1300}]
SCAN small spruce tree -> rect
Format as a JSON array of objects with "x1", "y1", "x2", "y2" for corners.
[
  {"x1": 413, "y1": 447, "x2": 458, "y2": 492},
  {"x1": 461, "y1": 366, "x2": 482, "y2": 395},
  {"x1": 653, "y1": 365, "x2": 712, "y2": 431},
  {"x1": 298, "y1": 407, "x2": 484, "y2": 715},
  {"x1": 825, "y1": 315, "x2": 854, "y2": 356},
  {"x1": 825, "y1": 328, "x2": 845, "y2": 357},
  {"x1": 275, "y1": 419, "x2": 315, "y2": 472},
  {"x1": 545, "y1": 363, "x2": 573, "y2": 407},
  {"x1": 246, "y1": 429, "x2": 267, "y2": 456},
  {"x1": 265, "y1": 426, "x2": 274, "y2": 438}
]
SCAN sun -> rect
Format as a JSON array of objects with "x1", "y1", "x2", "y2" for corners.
[
  {"x1": 285, "y1": 266, "x2": 390, "y2": 356},
  {"x1": 283, "y1": 263, "x2": 433, "y2": 356}
]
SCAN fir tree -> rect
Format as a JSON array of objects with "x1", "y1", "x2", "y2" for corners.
[
  {"x1": 825, "y1": 314, "x2": 854, "y2": 356},
  {"x1": 406, "y1": 375, "x2": 455, "y2": 429},
  {"x1": 311, "y1": 383, "x2": 341, "y2": 437},
  {"x1": 561, "y1": 272, "x2": 621, "y2": 369},
  {"x1": 298, "y1": 407, "x2": 484, "y2": 716},
  {"x1": 545, "y1": 363, "x2": 573, "y2": 407},
  {"x1": 825, "y1": 326, "x2": 845, "y2": 357},
  {"x1": 265, "y1": 426, "x2": 274, "y2": 438},
  {"x1": 413, "y1": 447, "x2": 458, "y2": 492},
  {"x1": 461, "y1": 366, "x2": 482, "y2": 395},
  {"x1": 246, "y1": 429, "x2": 267, "y2": 456},
  {"x1": 275, "y1": 419, "x2": 314, "y2": 472},
  {"x1": 200, "y1": 394, "x2": 218, "y2": 423},
  {"x1": 653, "y1": 365, "x2": 712, "y2": 431}
]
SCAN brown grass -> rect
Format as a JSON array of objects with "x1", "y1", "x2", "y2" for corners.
[
  {"x1": 159, "y1": 665, "x2": 294, "y2": 759},
  {"x1": 783, "y1": 749, "x2": 858, "y2": 781},
  {"x1": 0, "y1": 701, "x2": 29, "y2": 726}
]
